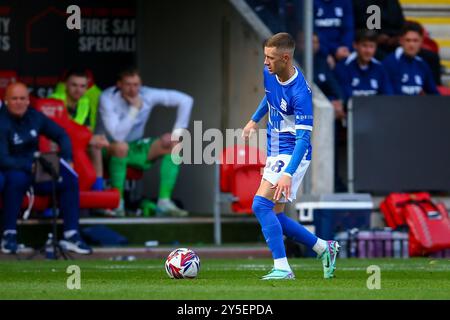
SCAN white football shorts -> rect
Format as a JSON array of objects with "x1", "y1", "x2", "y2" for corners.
[{"x1": 262, "y1": 153, "x2": 311, "y2": 203}]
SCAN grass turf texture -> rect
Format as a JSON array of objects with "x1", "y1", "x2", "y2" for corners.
[{"x1": 0, "y1": 258, "x2": 449, "y2": 299}]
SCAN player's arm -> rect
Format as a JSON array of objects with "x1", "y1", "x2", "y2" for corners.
[
  {"x1": 423, "y1": 63, "x2": 440, "y2": 95},
  {"x1": 99, "y1": 91, "x2": 138, "y2": 142},
  {"x1": 40, "y1": 113, "x2": 73, "y2": 164},
  {"x1": 143, "y1": 87, "x2": 194, "y2": 139},
  {"x1": 242, "y1": 96, "x2": 267, "y2": 139},
  {"x1": 273, "y1": 90, "x2": 313, "y2": 201},
  {"x1": 273, "y1": 129, "x2": 311, "y2": 201}
]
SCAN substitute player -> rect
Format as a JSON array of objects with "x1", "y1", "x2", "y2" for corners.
[
  {"x1": 96, "y1": 68, "x2": 194, "y2": 217},
  {"x1": 242, "y1": 33, "x2": 339, "y2": 280}
]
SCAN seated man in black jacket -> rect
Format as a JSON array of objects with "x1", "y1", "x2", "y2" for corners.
[{"x1": 0, "y1": 83, "x2": 92, "y2": 255}]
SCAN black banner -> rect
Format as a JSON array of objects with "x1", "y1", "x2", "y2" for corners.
[
  {"x1": 0, "y1": 0, "x2": 136, "y2": 97},
  {"x1": 351, "y1": 96, "x2": 450, "y2": 194}
]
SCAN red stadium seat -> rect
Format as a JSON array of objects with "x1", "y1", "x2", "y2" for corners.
[
  {"x1": 422, "y1": 33, "x2": 439, "y2": 54},
  {"x1": 407, "y1": 20, "x2": 440, "y2": 54},
  {"x1": 437, "y1": 86, "x2": 450, "y2": 96},
  {"x1": 0, "y1": 70, "x2": 17, "y2": 100},
  {"x1": 29, "y1": 98, "x2": 120, "y2": 210},
  {"x1": 217, "y1": 145, "x2": 266, "y2": 214}
]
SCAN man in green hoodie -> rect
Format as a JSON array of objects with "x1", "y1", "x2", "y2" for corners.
[{"x1": 50, "y1": 69, "x2": 109, "y2": 190}]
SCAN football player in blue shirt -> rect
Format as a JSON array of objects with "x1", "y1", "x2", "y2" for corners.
[
  {"x1": 383, "y1": 21, "x2": 439, "y2": 95},
  {"x1": 242, "y1": 33, "x2": 340, "y2": 280},
  {"x1": 335, "y1": 30, "x2": 394, "y2": 103}
]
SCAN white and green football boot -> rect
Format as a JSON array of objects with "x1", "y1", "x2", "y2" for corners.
[
  {"x1": 318, "y1": 241, "x2": 340, "y2": 279},
  {"x1": 261, "y1": 268, "x2": 295, "y2": 280}
]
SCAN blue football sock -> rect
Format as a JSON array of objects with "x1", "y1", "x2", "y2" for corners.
[
  {"x1": 252, "y1": 196, "x2": 286, "y2": 259},
  {"x1": 277, "y1": 212, "x2": 318, "y2": 249},
  {"x1": 91, "y1": 177, "x2": 104, "y2": 191}
]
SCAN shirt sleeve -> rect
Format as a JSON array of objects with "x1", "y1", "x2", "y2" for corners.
[
  {"x1": 341, "y1": 0, "x2": 355, "y2": 51},
  {"x1": 382, "y1": 57, "x2": 400, "y2": 94},
  {"x1": 283, "y1": 84, "x2": 313, "y2": 175},
  {"x1": 251, "y1": 96, "x2": 268, "y2": 122},
  {"x1": 39, "y1": 114, "x2": 73, "y2": 162},
  {"x1": 99, "y1": 90, "x2": 139, "y2": 142},
  {"x1": 325, "y1": 64, "x2": 344, "y2": 101},
  {"x1": 379, "y1": 66, "x2": 394, "y2": 95},
  {"x1": 142, "y1": 87, "x2": 194, "y2": 133},
  {"x1": 334, "y1": 63, "x2": 351, "y2": 102},
  {"x1": 283, "y1": 129, "x2": 311, "y2": 176},
  {"x1": 423, "y1": 62, "x2": 440, "y2": 95}
]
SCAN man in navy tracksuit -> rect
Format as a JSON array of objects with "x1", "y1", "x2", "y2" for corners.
[
  {"x1": 314, "y1": 0, "x2": 354, "y2": 62},
  {"x1": 383, "y1": 21, "x2": 439, "y2": 96},
  {"x1": 335, "y1": 30, "x2": 394, "y2": 103},
  {"x1": 0, "y1": 83, "x2": 92, "y2": 255}
]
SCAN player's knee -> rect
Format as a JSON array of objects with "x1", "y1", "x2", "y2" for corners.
[
  {"x1": 252, "y1": 197, "x2": 261, "y2": 214},
  {"x1": 252, "y1": 195, "x2": 272, "y2": 214},
  {"x1": 160, "y1": 133, "x2": 173, "y2": 149},
  {"x1": 111, "y1": 143, "x2": 129, "y2": 158}
]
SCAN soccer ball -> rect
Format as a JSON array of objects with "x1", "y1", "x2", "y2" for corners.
[{"x1": 165, "y1": 248, "x2": 200, "y2": 279}]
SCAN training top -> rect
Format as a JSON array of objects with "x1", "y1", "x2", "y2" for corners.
[{"x1": 97, "y1": 86, "x2": 194, "y2": 142}]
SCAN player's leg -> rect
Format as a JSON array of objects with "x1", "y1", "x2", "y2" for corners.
[
  {"x1": 89, "y1": 143, "x2": 105, "y2": 191},
  {"x1": 274, "y1": 202, "x2": 324, "y2": 254},
  {"x1": 1, "y1": 170, "x2": 32, "y2": 254},
  {"x1": 275, "y1": 207, "x2": 339, "y2": 279},
  {"x1": 252, "y1": 179, "x2": 294, "y2": 280},
  {"x1": 34, "y1": 162, "x2": 92, "y2": 254},
  {"x1": 106, "y1": 142, "x2": 129, "y2": 215},
  {"x1": 107, "y1": 142, "x2": 129, "y2": 197},
  {"x1": 276, "y1": 160, "x2": 340, "y2": 279},
  {"x1": 147, "y1": 133, "x2": 187, "y2": 217}
]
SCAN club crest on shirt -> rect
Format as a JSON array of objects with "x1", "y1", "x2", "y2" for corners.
[
  {"x1": 318, "y1": 73, "x2": 326, "y2": 82},
  {"x1": 317, "y1": 7, "x2": 324, "y2": 17},
  {"x1": 280, "y1": 98, "x2": 287, "y2": 112},
  {"x1": 370, "y1": 79, "x2": 378, "y2": 89},
  {"x1": 335, "y1": 7, "x2": 343, "y2": 17},
  {"x1": 13, "y1": 133, "x2": 23, "y2": 145},
  {"x1": 401, "y1": 74, "x2": 409, "y2": 83},
  {"x1": 415, "y1": 75, "x2": 422, "y2": 85}
]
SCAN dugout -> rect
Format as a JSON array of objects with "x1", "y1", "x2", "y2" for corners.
[{"x1": 0, "y1": 0, "x2": 333, "y2": 218}]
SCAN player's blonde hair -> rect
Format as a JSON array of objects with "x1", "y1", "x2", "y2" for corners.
[{"x1": 264, "y1": 32, "x2": 295, "y2": 55}]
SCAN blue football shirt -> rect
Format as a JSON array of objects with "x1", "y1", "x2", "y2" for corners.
[{"x1": 263, "y1": 66, "x2": 313, "y2": 160}]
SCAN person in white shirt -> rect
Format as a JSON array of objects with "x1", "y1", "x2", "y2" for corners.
[{"x1": 97, "y1": 68, "x2": 194, "y2": 216}]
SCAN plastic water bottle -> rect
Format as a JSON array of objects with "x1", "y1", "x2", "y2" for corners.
[{"x1": 45, "y1": 233, "x2": 55, "y2": 260}]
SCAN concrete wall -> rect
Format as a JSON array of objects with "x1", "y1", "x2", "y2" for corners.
[
  {"x1": 136, "y1": 0, "x2": 334, "y2": 214},
  {"x1": 136, "y1": 0, "x2": 265, "y2": 213}
]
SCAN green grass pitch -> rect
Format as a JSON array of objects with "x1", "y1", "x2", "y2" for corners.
[{"x1": 0, "y1": 258, "x2": 449, "y2": 299}]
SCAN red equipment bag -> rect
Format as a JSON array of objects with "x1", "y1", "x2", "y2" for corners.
[
  {"x1": 380, "y1": 192, "x2": 431, "y2": 229},
  {"x1": 404, "y1": 200, "x2": 450, "y2": 256}
]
